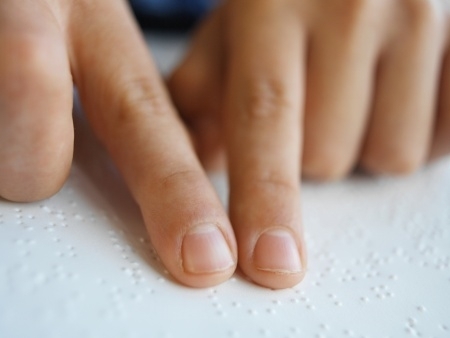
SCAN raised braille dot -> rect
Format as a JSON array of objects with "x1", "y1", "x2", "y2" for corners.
[
  {"x1": 41, "y1": 206, "x2": 51, "y2": 213},
  {"x1": 267, "y1": 308, "x2": 276, "y2": 315},
  {"x1": 407, "y1": 318, "x2": 417, "y2": 327},
  {"x1": 33, "y1": 273, "x2": 46, "y2": 285},
  {"x1": 260, "y1": 329, "x2": 270, "y2": 336},
  {"x1": 343, "y1": 329, "x2": 354, "y2": 336},
  {"x1": 122, "y1": 268, "x2": 133, "y2": 276},
  {"x1": 19, "y1": 250, "x2": 30, "y2": 257},
  {"x1": 319, "y1": 324, "x2": 329, "y2": 331},
  {"x1": 417, "y1": 306, "x2": 426, "y2": 312},
  {"x1": 389, "y1": 274, "x2": 398, "y2": 281}
]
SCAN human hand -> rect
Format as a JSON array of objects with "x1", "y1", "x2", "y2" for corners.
[
  {"x1": 169, "y1": 0, "x2": 450, "y2": 287},
  {"x1": 0, "y1": 0, "x2": 241, "y2": 288}
]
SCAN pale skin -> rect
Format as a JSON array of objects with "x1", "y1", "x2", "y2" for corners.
[{"x1": 0, "y1": 0, "x2": 449, "y2": 289}]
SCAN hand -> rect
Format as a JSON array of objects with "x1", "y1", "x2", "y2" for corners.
[
  {"x1": 169, "y1": 0, "x2": 450, "y2": 287},
  {"x1": 0, "y1": 0, "x2": 239, "y2": 288}
]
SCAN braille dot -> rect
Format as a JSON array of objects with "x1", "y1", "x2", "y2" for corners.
[
  {"x1": 319, "y1": 324, "x2": 329, "y2": 331},
  {"x1": 260, "y1": 329, "x2": 270, "y2": 336},
  {"x1": 407, "y1": 318, "x2": 417, "y2": 326},
  {"x1": 417, "y1": 306, "x2": 426, "y2": 312},
  {"x1": 343, "y1": 329, "x2": 354, "y2": 336},
  {"x1": 122, "y1": 268, "x2": 133, "y2": 276},
  {"x1": 290, "y1": 327, "x2": 301, "y2": 335},
  {"x1": 33, "y1": 273, "x2": 46, "y2": 285},
  {"x1": 267, "y1": 308, "x2": 276, "y2": 315}
]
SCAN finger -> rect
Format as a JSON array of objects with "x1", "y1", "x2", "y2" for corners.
[
  {"x1": 168, "y1": 8, "x2": 226, "y2": 170},
  {"x1": 361, "y1": 1, "x2": 444, "y2": 174},
  {"x1": 431, "y1": 39, "x2": 450, "y2": 159},
  {"x1": 302, "y1": 1, "x2": 380, "y2": 180},
  {"x1": 69, "y1": 0, "x2": 236, "y2": 287},
  {"x1": 0, "y1": 0, "x2": 73, "y2": 201},
  {"x1": 225, "y1": 0, "x2": 306, "y2": 289}
]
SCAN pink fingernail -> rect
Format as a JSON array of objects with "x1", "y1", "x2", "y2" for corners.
[
  {"x1": 253, "y1": 229, "x2": 302, "y2": 274},
  {"x1": 182, "y1": 224, "x2": 234, "y2": 274}
]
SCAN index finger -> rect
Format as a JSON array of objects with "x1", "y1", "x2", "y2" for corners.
[{"x1": 69, "y1": 0, "x2": 237, "y2": 287}]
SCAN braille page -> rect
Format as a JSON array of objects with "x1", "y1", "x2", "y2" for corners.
[{"x1": 1, "y1": 34, "x2": 449, "y2": 338}]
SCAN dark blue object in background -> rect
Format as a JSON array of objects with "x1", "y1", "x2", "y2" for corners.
[{"x1": 129, "y1": 0, "x2": 219, "y2": 31}]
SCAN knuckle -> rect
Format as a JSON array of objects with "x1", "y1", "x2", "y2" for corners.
[
  {"x1": 117, "y1": 76, "x2": 170, "y2": 125},
  {"x1": 71, "y1": 0, "x2": 102, "y2": 15},
  {"x1": 0, "y1": 35, "x2": 65, "y2": 104},
  {"x1": 250, "y1": 171, "x2": 298, "y2": 196},
  {"x1": 241, "y1": 77, "x2": 294, "y2": 124},
  {"x1": 361, "y1": 149, "x2": 422, "y2": 175},
  {"x1": 405, "y1": 0, "x2": 442, "y2": 31},
  {"x1": 344, "y1": 0, "x2": 373, "y2": 14},
  {"x1": 303, "y1": 140, "x2": 354, "y2": 181},
  {"x1": 335, "y1": 0, "x2": 375, "y2": 30},
  {"x1": 1, "y1": 34, "x2": 61, "y2": 77},
  {"x1": 159, "y1": 169, "x2": 204, "y2": 191},
  {"x1": 303, "y1": 152, "x2": 351, "y2": 181}
]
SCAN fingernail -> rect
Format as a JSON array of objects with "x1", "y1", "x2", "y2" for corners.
[
  {"x1": 253, "y1": 229, "x2": 302, "y2": 274},
  {"x1": 182, "y1": 224, "x2": 234, "y2": 274}
]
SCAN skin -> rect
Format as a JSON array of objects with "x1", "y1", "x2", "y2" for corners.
[{"x1": 0, "y1": 0, "x2": 449, "y2": 289}]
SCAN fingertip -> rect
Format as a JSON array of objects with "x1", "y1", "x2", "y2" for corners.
[
  {"x1": 239, "y1": 228, "x2": 307, "y2": 289},
  {"x1": 0, "y1": 161, "x2": 71, "y2": 202},
  {"x1": 182, "y1": 224, "x2": 236, "y2": 275}
]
